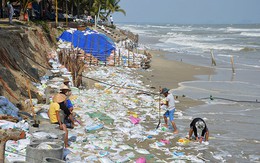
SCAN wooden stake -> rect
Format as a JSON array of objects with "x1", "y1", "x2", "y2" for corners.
[
  {"x1": 133, "y1": 51, "x2": 135, "y2": 65},
  {"x1": 231, "y1": 55, "x2": 235, "y2": 74},
  {"x1": 210, "y1": 50, "x2": 216, "y2": 66},
  {"x1": 118, "y1": 49, "x2": 121, "y2": 66},
  {"x1": 114, "y1": 51, "x2": 116, "y2": 66},
  {"x1": 26, "y1": 79, "x2": 35, "y2": 121},
  {"x1": 127, "y1": 50, "x2": 130, "y2": 67}
]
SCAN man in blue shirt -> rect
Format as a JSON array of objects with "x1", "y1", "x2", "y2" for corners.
[{"x1": 60, "y1": 84, "x2": 78, "y2": 127}]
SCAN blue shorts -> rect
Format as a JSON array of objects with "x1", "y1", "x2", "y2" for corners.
[{"x1": 164, "y1": 108, "x2": 175, "y2": 121}]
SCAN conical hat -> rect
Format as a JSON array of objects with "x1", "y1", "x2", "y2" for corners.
[
  {"x1": 60, "y1": 84, "x2": 70, "y2": 90},
  {"x1": 52, "y1": 93, "x2": 66, "y2": 103},
  {"x1": 63, "y1": 77, "x2": 70, "y2": 83}
]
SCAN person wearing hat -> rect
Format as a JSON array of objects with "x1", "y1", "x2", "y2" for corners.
[
  {"x1": 60, "y1": 84, "x2": 73, "y2": 112},
  {"x1": 48, "y1": 93, "x2": 69, "y2": 148},
  {"x1": 188, "y1": 117, "x2": 209, "y2": 143},
  {"x1": 63, "y1": 77, "x2": 72, "y2": 96},
  {"x1": 60, "y1": 84, "x2": 77, "y2": 127},
  {"x1": 160, "y1": 88, "x2": 178, "y2": 134},
  {"x1": 63, "y1": 77, "x2": 70, "y2": 87}
]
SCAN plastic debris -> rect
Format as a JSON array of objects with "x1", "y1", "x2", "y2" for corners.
[
  {"x1": 136, "y1": 157, "x2": 146, "y2": 163},
  {"x1": 130, "y1": 116, "x2": 141, "y2": 125}
]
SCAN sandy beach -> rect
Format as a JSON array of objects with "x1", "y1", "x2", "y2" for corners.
[
  {"x1": 137, "y1": 50, "x2": 214, "y2": 111},
  {"x1": 112, "y1": 49, "x2": 216, "y2": 162}
]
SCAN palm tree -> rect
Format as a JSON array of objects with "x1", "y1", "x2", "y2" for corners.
[
  {"x1": 89, "y1": 0, "x2": 125, "y2": 21},
  {"x1": 104, "y1": 0, "x2": 125, "y2": 19}
]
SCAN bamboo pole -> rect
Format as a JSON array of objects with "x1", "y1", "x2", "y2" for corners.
[
  {"x1": 55, "y1": 0, "x2": 58, "y2": 26},
  {"x1": 66, "y1": 0, "x2": 68, "y2": 27}
]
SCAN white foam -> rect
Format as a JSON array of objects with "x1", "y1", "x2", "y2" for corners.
[
  {"x1": 240, "y1": 32, "x2": 260, "y2": 37},
  {"x1": 117, "y1": 25, "x2": 149, "y2": 35},
  {"x1": 226, "y1": 27, "x2": 260, "y2": 32},
  {"x1": 159, "y1": 36, "x2": 243, "y2": 51}
]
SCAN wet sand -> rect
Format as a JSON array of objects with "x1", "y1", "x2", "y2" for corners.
[
  {"x1": 123, "y1": 50, "x2": 216, "y2": 161},
  {"x1": 137, "y1": 50, "x2": 215, "y2": 111}
]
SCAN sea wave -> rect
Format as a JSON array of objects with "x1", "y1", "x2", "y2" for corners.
[
  {"x1": 239, "y1": 47, "x2": 256, "y2": 52},
  {"x1": 118, "y1": 26, "x2": 151, "y2": 35},
  {"x1": 165, "y1": 32, "x2": 230, "y2": 42},
  {"x1": 159, "y1": 37, "x2": 243, "y2": 51},
  {"x1": 227, "y1": 27, "x2": 260, "y2": 32},
  {"x1": 240, "y1": 32, "x2": 260, "y2": 37}
]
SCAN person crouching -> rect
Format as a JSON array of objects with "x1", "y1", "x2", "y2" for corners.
[
  {"x1": 48, "y1": 93, "x2": 69, "y2": 148},
  {"x1": 188, "y1": 117, "x2": 209, "y2": 143}
]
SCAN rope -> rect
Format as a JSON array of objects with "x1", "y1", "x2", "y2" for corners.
[
  {"x1": 17, "y1": 48, "x2": 260, "y2": 103},
  {"x1": 19, "y1": 50, "x2": 51, "y2": 70},
  {"x1": 16, "y1": 28, "x2": 260, "y2": 103},
  {"x1": 199, "y1": 95, "x2": 260, "y2": 103},
  {"x1": 82, "y1": 74, "x2": 159, "y2": 96}
]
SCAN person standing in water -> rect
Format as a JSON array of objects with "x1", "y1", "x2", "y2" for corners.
[{"x1": 161, "y1": 88, "x2": 178, "y2": 134}]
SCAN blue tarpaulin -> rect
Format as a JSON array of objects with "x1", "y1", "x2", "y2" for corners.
[
  {"x1": 59, "y1": 29, "x2": 115, "y2": 61},
  {"x1": 59, "y1": 30, "x2": 73, "y2": 42}
]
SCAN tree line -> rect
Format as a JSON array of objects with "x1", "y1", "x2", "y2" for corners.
[{"x1": 2, "y1": 0, "x2": 125, "y2": 21}]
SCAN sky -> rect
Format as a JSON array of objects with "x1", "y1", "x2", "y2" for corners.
[{"x1": 113, "y1": 0, "x2": 260, "y2": 24}]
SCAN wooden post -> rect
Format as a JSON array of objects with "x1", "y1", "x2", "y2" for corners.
[
  {"x1": 90, "y1": 56, "x2": 92, "y2": 66},
  {"x1": 127, "y1": 50, "x2": 130, "y2": 67},
  {"x1": 26, "y1": 79, "x2": 35, "y2": 122},
  {"x1": 118, "y1": 49, "x2": 121, "y2": 66},
  {"x1": 105, "y1": 54, "x2": 107, "y2": 66},
  {"x1": 231, "y1": 55, "x2": 235, "y2": 74},
  {"x1": 0, "y1": 129, "x2": 26, "y2": 163},
  {"x1": 133, "y1": 51, "x2": 135, "y2": 66},
  {"x1": 114, "y1": 51, "x2": 116, "y2": 66},
  {"x1": 210, "y1": 50, "x2": 216, "y2": 66}
]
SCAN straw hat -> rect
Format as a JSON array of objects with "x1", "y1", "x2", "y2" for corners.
[
  {"x1": 52, "y1": 93, "x2": 66, "y2": 103},
  {"x1": 63, "y1": 77, "x2": 70, "y2": 83},
  {"x1": 60, "y1": 84, "x2": 70, "y2": 90}
]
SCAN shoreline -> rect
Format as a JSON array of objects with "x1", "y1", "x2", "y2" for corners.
[{"x1": 137, "y1": 49, "x2": 215, "y2": 111}]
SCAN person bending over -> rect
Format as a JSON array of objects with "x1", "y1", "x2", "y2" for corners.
[{"x1": 188, "y1": 117, "x2": 209, "y2": 143}]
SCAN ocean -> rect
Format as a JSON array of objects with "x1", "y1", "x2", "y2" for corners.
[{"x1": 118, "y1": 24, "x2": 260, "y2": 162}]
